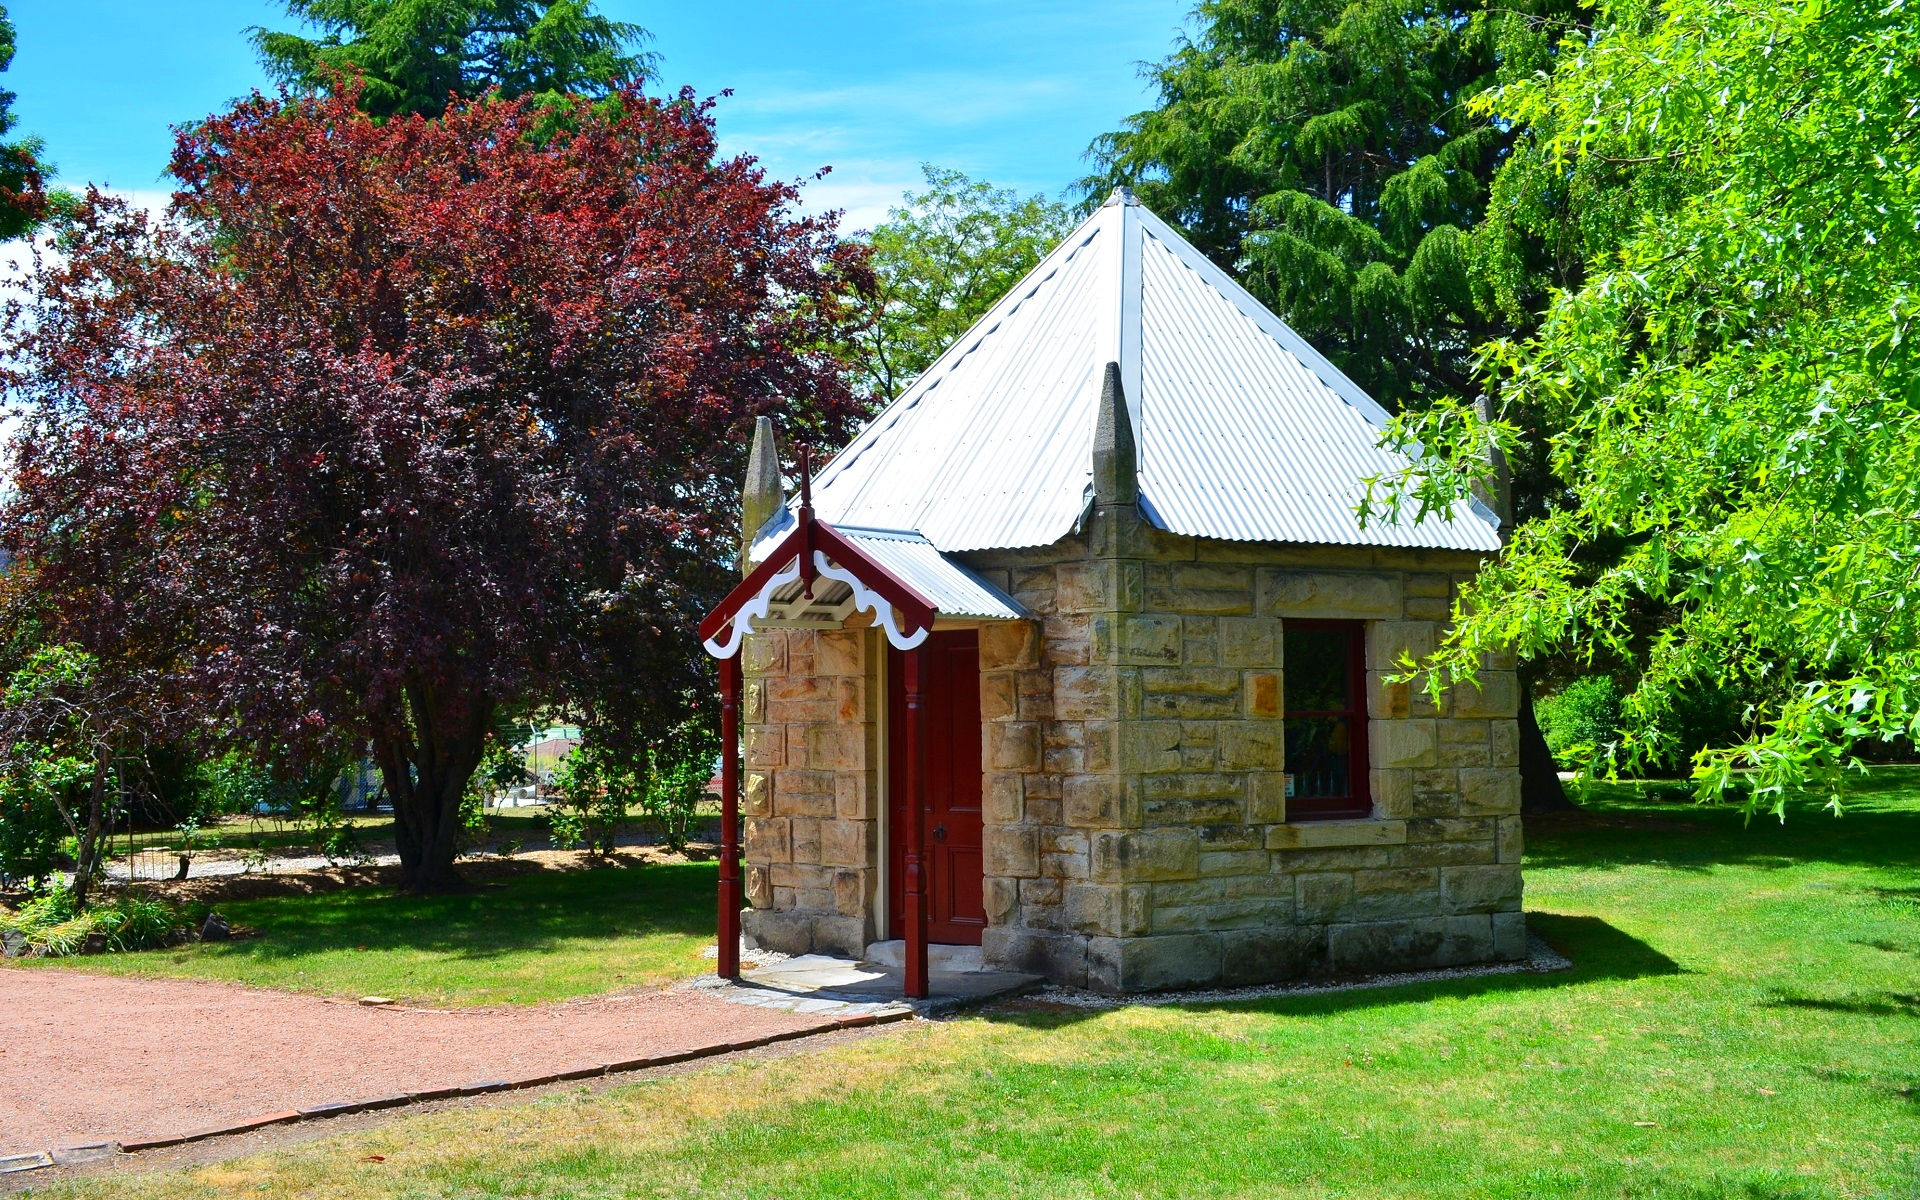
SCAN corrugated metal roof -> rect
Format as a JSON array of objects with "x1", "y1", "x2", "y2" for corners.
[
  {"x1": 747, "y1": 517, "x2": 1024, "y2": 621},
  {"x1": 808, "y1": 217, "x2": 1113, "y2": 552},
  {"x1": 803, "y1": 189, "x2": 1500, "y2": 554},
  {"x1": 838, "y1": 528, "x2": 1024, "y2": 620}
]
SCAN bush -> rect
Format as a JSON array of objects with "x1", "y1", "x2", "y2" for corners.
[
  {"x1": 550, "y1": 721, "x2": 717, "y2": 857},
  {"x1": 1666, "y1": 683, "x2": 1746, "y2": 767},
  {"x1": 0, "y1": 749, "x2": 90, "y2": 887},
  {"x1": 1536, "y1": 675, "x2": 1624, "y2": 771},
  {"x1": 204, "y1": 750, "x2": 371, "y2": 859},
  {"x1": 200, "y1": 751, "x2": 283, "y2": 816},
  {"x1": 549, "y1": 742, "x2": 633, "y2": 857},
  {"x1": 1540, "y1": 674, "x2": 1751, "y2": 775},
  {"x1": 640, "y1": 744, "x2": 710, "y2": 855},
  {"x1": 2, "y1": 887, "x2": 182, "y2": 956}
]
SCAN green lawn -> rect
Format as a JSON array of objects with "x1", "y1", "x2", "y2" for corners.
[
  {"x1": 27, "y1": 779, "x2": 1920, "y2": 1198},
  {"x1": 16, "y1": 861, "x2": 720, "y2": 1005}
]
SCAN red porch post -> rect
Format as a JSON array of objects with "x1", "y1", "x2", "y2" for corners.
[
  {"x1": 717, "y1": 651, "x2": 743, "y2": 980},
  {"x1": 903, "y1": 643, "x2": 930, "y2": 999}
]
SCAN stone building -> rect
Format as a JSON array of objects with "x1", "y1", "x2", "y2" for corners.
[{"x1": 700, "y1": 189, "x2": 1522, "y2": 994}]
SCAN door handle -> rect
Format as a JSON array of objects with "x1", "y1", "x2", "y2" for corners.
[{"x1": 931, "y1": 824, "x2": 947, "y2": 843}]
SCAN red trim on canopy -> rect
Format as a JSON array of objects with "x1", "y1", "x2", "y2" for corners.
[{"x1": 699, "y1": 503, "x2": 939, "y2": 659}]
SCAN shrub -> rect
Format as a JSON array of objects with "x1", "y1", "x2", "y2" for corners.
[
  {"x1": 475, "y1": 735, "x2": 530, "y2": 801},
  {"x1": 1666, "y1": 683, "x2": 1746, "y2": 767},
  {"x1": 1541, "y1": 675, "x2": 1752, "y2": 775},
  {"x1": 549, "y1": 742, "x2": 632, "y2": 857},
  {"x1": 1537, "y1": 675, "x2": 1624, "y2": 771},
  {"x1": 0, "y1": 749, "x2": 90, "y2": 887},
  {"x1": 640, "y1": 747, "x2": 709, "y2": 855},
  {"x1": 200, "y1": 751, "x2": 283, "y2": 816},
  {"x1": 642, "y1": 721, "x2": 718, "y2": 855},
  {"x1": 2, "y1": 887, "x2": 182, "y2": 956},
  {"x1": 550, "y1": 721, "x2": 716, "y2": 857}
]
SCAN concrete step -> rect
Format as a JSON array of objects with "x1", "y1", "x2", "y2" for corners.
[
  {"x1": 862, "y1": 941, "x2": 985, "y2": 973},
  {"x1": 721, "y1": 950, "x2": 1041, "y2": 1017}
]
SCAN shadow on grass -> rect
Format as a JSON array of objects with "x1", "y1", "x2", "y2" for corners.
[
  {"x1": 1766, "y1": 990, "x2": 1920, "y2": 1019},
  {"x1": 990, "y1": 912, "x2": 1681, "y2": 1028},
  {"x1": 1857, "y1": 937, "x2": 1920, "y2": 956},
  {"x1": 176, "y1": 860, "x2": 717, "y2": 964},
  {"x1": 1521, "y1": 786, "x2": 1920, "y2": 874}
]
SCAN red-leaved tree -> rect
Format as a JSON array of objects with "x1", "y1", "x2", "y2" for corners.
[{"x1": 3, "y1": 83, "x2": 870, "y2": 891}]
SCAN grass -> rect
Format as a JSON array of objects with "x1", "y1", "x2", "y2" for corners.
[
  {"x1": 12, "y1": 861, "x2": 720, "y2": 1005},
  {"x1": 25, "y1": 777, "x2": 1920, "y2": 1198}
]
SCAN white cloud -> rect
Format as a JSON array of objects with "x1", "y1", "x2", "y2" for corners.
[
  {"x1": 718, "y1": 72, "x2": 1078, "y2": 129},
  {"x1": 791, "y1": 171, "x2": 916, "y2": 235}
]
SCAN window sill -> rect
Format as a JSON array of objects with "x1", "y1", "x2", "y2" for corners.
[{"x1": 1265, "y1": 819, "x2": 1407, "y2": 850}]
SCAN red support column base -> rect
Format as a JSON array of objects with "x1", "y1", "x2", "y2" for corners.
[{"x1": 717, "y1": 652, "x2": 743, "y2": 981}]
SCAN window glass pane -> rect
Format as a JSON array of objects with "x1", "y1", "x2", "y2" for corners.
[
  {"x1": 1286, "y1": 716, "x2": 1352, "y2": 798},
  {"x1": 1285, "y1": 627, "x2": 1352, "y2": 712}
]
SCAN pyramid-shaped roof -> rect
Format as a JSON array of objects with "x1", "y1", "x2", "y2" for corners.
[{"x1": 795, "y1": 189, "x2": 1502, "y2": 556}]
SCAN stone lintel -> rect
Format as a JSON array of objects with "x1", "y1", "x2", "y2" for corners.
[{"x1": 1265, "y1": 820, "x2": 1408, "y2": 851}]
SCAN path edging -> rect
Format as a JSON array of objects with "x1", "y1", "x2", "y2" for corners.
[{"x1": 11, "y1": 1008, "x2": 912, "y2": 1173}]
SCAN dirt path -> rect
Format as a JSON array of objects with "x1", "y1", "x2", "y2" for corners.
[{"x1": 0, "y1": 968, "x2": 833, "y2": 1155}]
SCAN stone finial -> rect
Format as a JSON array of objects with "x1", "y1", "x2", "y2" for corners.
[
  {"x1": 742, "y1": 415, "x2": 783, "y2": 575},
  {"x1": 1472, "y1": 393, "x2": 1513, "y2": 542},
  {"x1": 1092, "y1": 361, "x2": 1138, "y2": 507}
]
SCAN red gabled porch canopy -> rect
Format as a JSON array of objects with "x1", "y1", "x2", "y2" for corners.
[{"x1": 698, "y1": 498, "x2": 937, "y2": 660}]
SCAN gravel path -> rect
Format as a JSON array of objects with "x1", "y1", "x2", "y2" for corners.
[{"x1": 0, "y1": 969, "x2": 834, "y2": 1154}]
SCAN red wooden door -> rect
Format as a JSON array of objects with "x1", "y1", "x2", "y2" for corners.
[{"x1": 888, "y1": 630, "x2": 985, "y2": 945}]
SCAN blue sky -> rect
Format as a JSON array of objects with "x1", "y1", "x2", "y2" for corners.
[{"x1": 6, "y1": 1, "x2": 1191, "y2": 229}]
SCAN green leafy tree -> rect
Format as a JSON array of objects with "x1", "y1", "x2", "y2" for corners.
[
  {"x1": 252, "y1": 0, "x2": 655, "y2": 120},
  {"x1": 1384, "y1": 0, "x2": 1920, "y2": 818},
  {"x1": 853, "y1": 166, "x2": 1073, "y2": 400},
  {"x1": 0, "y1": 4, "x2": 47, "y2": 239},
  {"x1": 1083, "y1": 0, "x2": 1583, "y2": 410}
]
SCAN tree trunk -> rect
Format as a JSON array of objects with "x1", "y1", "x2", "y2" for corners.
[
  {"x1": 1518, "y1": 681, "x2": 1575, "y2": 814},
  {"x1": 68, "y1": 747, "x2": 110, "y2": 909},
  {"x1": 372, "y1": 683, "x2": 494, "y2": 894}
]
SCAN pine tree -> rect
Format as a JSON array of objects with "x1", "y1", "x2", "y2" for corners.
[
  {"x1": 1082, "y1": 0, "x2": 1582, "y2": 410},
  {"x1": 253, "y1": 0, "x2": 654, "y2": 120},
  {"x1": 0, "y1": 5, "x2": 47, "y2": 240}
]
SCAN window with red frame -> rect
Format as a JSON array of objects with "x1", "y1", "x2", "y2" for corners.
[{"x1": 1284, "y1": 620, "x2": 1371, "y2": 821}]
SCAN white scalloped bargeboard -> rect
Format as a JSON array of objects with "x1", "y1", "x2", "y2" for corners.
[{"x1": 701, "y1": 552, "x2": 929, "y2": 659}]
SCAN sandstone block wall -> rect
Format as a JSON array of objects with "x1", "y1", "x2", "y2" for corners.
[
  {"x1": 738, "y1": 624, "x2": 880, "y2": 958},
  {"x1": 959, "y1": 505, "x2": 1525, "y2": 991},
  {"x1": 734, "y1": 508, "x2": 1526, "y2": 991}
]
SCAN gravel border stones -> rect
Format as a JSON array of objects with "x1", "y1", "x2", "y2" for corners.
[{"x1": 1027, "y1": 931, "x2": 1572, "y2": 1009}]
